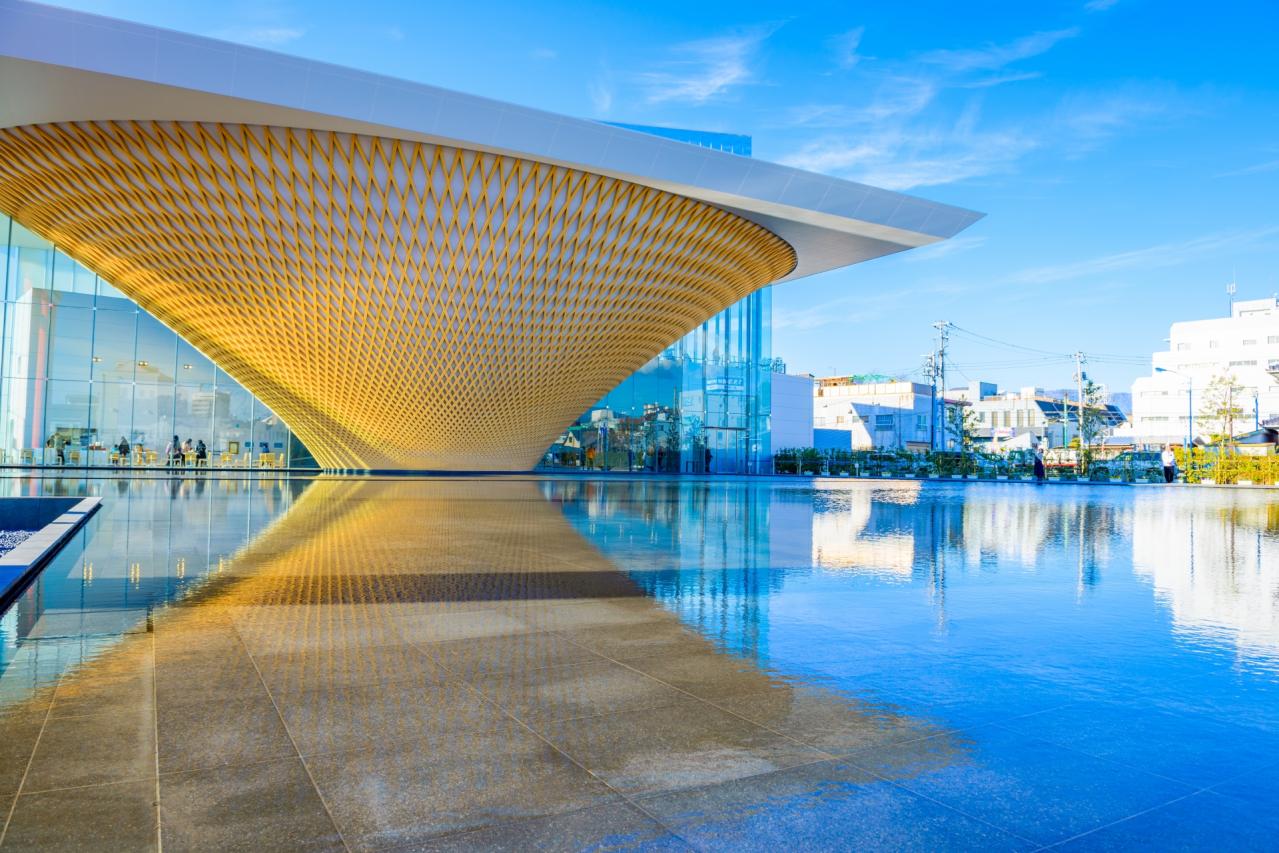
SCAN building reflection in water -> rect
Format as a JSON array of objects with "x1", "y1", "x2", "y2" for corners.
[
  {"x1": 0, "y1": 472, "x2": 304, "y2": 692},
  {"x1": 1131, "y1": 492, "x2": 1279, "y2": 668},
  {"x1": 0, "y1": 476, "x2": 964, "y2": 850}
]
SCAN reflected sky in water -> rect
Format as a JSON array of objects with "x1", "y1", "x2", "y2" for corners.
[{"x1": 2, "y1": 473, "x2": 1278, "y2": 848}]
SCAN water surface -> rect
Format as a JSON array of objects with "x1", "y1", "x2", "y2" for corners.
[{"x1": 0, "y1": 473, "x2": 1276, "y2": 850}]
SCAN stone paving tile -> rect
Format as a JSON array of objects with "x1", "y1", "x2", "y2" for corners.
[
  {"x1": 710, "y1": 685, "x2": 956, "y2": 756},
  {"x1": 160, "y1": 758, "x2": 344, "y2": 852},
  {"x1": 3, "y1": 779, "x2": 158, "y2": 851},
  {"x1": 251, "y1": 640, "x2": 446, "y2": 699},
  {"x1": 0, "y1": 710, "x2": 47, "y2": 797},
  {"x1": 534, "y1": 695, "x2": 830, "y2": 797},
  {"x1": 421, "y1": 631, "x2": 608, "y2": 679},
  {"x1": 23, "y1": 705, "x2": 156, "y2": 792},
  {"x1": 48, "y1": 659, "x2": 154, "y2": 719},
  {"x1": 637, "y1": 760, "x2": 1030, "y2": 852},
  {"x1": 622, "y1": 650, "x2": 803, "y2": 702},
  {"x1": 303, "y1": 719, "x2": 618, "y2": 851},
  {"x1": 415, "y1": 802, "x2": 694, "y2": 852},
  {"x1": 157, "y1": 691, "x2": 295, "y2": 774},
  {"x1": 274, "y1": 676, "x2": 508, "y2": 757},
  {"x1": 846, "y1": 725, "x2": 1196, "y2": 846},
  {"x1": 469, "y1": 659, "x2": 690, "y2": 725},
  {"x1": 154, "y1": 644, "x2": 264, "y2": 705},
  {"x1": 554, "y1": 619, "x2": 712, "y2": 662}
]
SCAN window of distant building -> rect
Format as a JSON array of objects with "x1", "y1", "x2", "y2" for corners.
[
  {"x1": 1243, "y1": 339, "x2": 1257, "y2": 346},
  {"x1": 1269, "y1": 336, "x2": 1279, "y2": 345},
  {"x1": 1229, "y1": 360, "x2": 1257, "y2": 367},
  {"x1": 1175, "y1": 343, "x2": 1190, "y2": 351},
  {"x1": 916, "y1": 414, "x2": 928, "y2": 430},
  {"x1": 1208, "y1": 340, "x2": 1220, "y2": 349},
  {"x1": 875, "y1": 414, "x2": 894, "y2": 430}
]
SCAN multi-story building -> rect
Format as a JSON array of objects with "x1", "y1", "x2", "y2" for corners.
[
  {"x1": 1128, "y1": 297, "x2": 1279, "y2": 445},
  {"x1": 951, "y1": 381, "x2": 1126, "y2": 449},
  {"x1": 812, "y1": 376, "x2": 952, "y2": 451}
]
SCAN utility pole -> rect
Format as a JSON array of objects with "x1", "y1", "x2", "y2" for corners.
[
  {"x1": 1074, "y1": 351, "x2": 1086, "y2": 463},
  {"x1": 923, "y1": 353, "x2": 937, "y2": 450},
  {"x1": 933, "y1": 321, "x2": 949, "y2": 449},
  {"x1": 1227, "y1": 275, "x2": 1236, "y2": 317}
]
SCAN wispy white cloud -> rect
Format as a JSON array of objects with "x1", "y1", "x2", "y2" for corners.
[
  {"x1": 383, "y1": 25, "x2": 405, "y2": 42},
  {"x1": 918, "y1": 28, "x2": 1079, "y2": 73},
  {"x1": 530, "y1": 47, "x2": 558, "y2": 61},
  {"x1": 212, "y1": 25, "x2": 304, "y2": 46},
  {"x1": 1216, "y1": 158, "x2": 1279, "y2": 178},
  {"x1": 1009, "y1": 226, "x2": 1279, "y2": 285},
  {"x1": 902, "y1": 235, "x2": 988, "y2": 263},
  {"x1": 829, "y1": 26, "x2": 865, "y2": 70},
  {"x1": 589, "y1": 75, "x2": 614, "y2": 115},
  {"x1": 781, "y1": 100, "x2": 1037, "y2": 190},
  {"x1": 638, "y1": 26, "x2": 778, "y2": 105},
  {"x1": 1052, "y1": 83, "x2": 1188, "y2": 156},
  {"x1": 1085, "y1": 0, "x2": 1119, "y2": 11}
]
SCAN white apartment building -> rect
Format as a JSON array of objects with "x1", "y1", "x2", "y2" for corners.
[
  {"x1": 812, "y1": 377, "x2": 954, "y2": 451},
  {"x1": 1129, "y1": 297, "x2": 1279, "y2": 445}
]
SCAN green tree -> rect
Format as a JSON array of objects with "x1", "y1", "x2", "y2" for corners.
[
  {"x1": 945, "y1": 403, "x2": 978, "y2": 471},
  {"x1": 1200, "y1": 372, "x2": 1246, "y2": 447},
  {"x1": 1076, "y1": 378, "x2": 1108, "y2": 473}
]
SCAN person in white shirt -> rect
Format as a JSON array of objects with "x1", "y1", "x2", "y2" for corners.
[{"x1": 1161, "y1": 444, "x2": 1177, "y2": 484}]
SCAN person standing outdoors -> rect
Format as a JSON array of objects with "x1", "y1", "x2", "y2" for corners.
[
  {"x1": 1161, "y1": 444, "x2": 1177, "y2": 484},
  {"x1": 1033, "y1": 445, "x2": 1046, "y2": 483}
]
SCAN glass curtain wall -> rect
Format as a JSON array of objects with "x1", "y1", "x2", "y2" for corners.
[
  {"x1": 0, "y1": 214, "x2": 298, "y2": 467},
  {"x1": 540, "y1": 123, "x2": 774, "y2": 475},
  {"x1": 542, "y1": 287, "x2": 773, "y2": 474}
]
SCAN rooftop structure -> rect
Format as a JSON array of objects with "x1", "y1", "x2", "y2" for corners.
[{"x1": 0, "y1": 0, "x2": 980, "y2": 471}]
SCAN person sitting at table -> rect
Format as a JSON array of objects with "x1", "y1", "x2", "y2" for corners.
[
  {"x1": 165, "y1": 435, "x2": 179, "y2": 466},
  {"x1": 116, "y1": 436, "x2": 130, "y2": 463},
  {"x1": 195, "y1": 439, "x2": 207, "y2": 465}
]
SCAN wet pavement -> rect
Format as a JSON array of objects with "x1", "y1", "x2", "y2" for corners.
[{"x1": 0, "y1": 472, "x2": 1277, "y2": 850}]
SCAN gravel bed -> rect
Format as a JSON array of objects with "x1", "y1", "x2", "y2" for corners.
[{"x1": 0, "y1": 529, "x2": 34, "y2": 559}]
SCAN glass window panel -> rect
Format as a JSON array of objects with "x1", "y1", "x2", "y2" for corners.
[
  {"x1": 0, "y1": 376, "x2": 44, "y2": 460},
  {"x1": 214, "y1": 384, "x2": 252, "y2": 457},
  {"x1": 132, "y1": 383, "x2": 175, "y2": 455},
  {"x1": 2, "y1": 296, "x2": 50, "y2": 380},
  {"x1": 73, "y1": 262, "x2": 96, "y2": 295},
  {"x1": 174, "y1": 384, "x2": 215, "y2": 452},
  {"x1": 96, "y1": 276, "x2": 129, "y2": 304},
  {"x1": 47, "y1": 305, "x2": 94, "y2": 380},
  {"x1": 134, "y1": 313, "x2": 176, "y2": 383},
  {"x1": 90, "y1": 381, "x2": 135, "y2": 451},
  {"x1": 44, "y1": 379, "x2": 93, "y2": 452},
  {"x1": 176, "y1": 337, "x2": 215, "y2": 385},
  {"x1": 51, "y1": 251, "x2": 77, "y2": 294},
  {"x1": 6, "y1": 221, "x2": 51, "y2": 300},
  {"x1": 91, "y1": 307, "x2": 137, "y2": 381}
]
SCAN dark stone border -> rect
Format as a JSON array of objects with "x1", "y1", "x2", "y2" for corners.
[{"x1": 0, "y1": 496, "x2": 101, "y2": 613}]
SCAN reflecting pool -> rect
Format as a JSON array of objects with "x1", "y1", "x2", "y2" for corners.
[{"x1": 0, "y1": 473, "x2": 1277, "y2": 850}]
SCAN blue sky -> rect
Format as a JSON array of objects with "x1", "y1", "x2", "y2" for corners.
[{"x1": 44, "y1": 0, "x2": 1279, "y2": 393}]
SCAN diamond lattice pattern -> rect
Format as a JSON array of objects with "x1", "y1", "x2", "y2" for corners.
[{"x1": 0, "y1": 121, "x2": 796, "y2": 470}]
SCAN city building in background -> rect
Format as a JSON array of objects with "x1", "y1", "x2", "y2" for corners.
[
  {"x1": 769, "y1": 371, "x2": 815, "y2": 455},
  {"x1": 0, "y1": 213, "x2": 297, "y2": 467},
  {"x1": 1128, "y1": 297, "x2": 1279, "y2": 445},
  {"x1": 813, "y1": 376, "x2": 956, "y2": 451},
  {"x1": 951, "y1": 381, "x2": 1127, "y2": 449}
]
